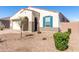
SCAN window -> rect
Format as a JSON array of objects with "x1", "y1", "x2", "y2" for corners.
[
  {"x1": 43, "y1": 16, "x2": 53, "y2": 28},
  {"x1": 45, "y1": 17, "x2": 51, "y2": 27}
]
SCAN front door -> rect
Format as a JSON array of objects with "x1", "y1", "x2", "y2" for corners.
[{"x1": 34, "y1": 17, "x2": 38, "y2": 31}]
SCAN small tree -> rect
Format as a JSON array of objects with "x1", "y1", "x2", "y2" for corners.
[
  {"x1": 19, "y1": 17, "x2": 23, "y2": 39},
  {"x1": 19, "y1": 16, "x2": 28, "y2": 39}
]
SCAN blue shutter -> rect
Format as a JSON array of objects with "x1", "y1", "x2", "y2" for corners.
[
  {"x1": 50, "y1": 16, "x2": 53, "y2": 30},
  {"x1": 50, "y1": 16, "x2": 53, "y2": 28},
  {"x1": 43, "y1": 17, "x2": 45, "y2": 28}
]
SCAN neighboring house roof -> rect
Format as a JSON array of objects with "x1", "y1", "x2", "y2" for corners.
[
  {"x1": 59, "y1": 12, "x2": 69, "y2": 22},
  {"x1": 0, "y1": 17, "x2": 10, "y2": 20}
]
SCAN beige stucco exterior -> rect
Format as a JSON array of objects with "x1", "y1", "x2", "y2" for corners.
[
  {"x1": 28, "y1": 7, "x2": 59, "y2": 28},
  {"x1": 10, "y1": 8, "x2": 40, "y2": 32},
  {"x1": 10, "y1": 7, "x2": 69, "y2": 32}
]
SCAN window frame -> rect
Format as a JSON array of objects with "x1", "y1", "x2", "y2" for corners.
[{"x1": 43, "y1": 16, "x2": 53, "y2": 29}]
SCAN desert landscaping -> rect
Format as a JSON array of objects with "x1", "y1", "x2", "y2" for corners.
[
  {"x1": 0, "y1": 22, "x2": 78, "y2": 52},
  {"x1": 0, "y1": 30, "x2": 56, "y2": 52}
]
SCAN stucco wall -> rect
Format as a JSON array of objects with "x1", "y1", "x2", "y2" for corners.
[
  {"x1": 28, "y1": 7, "x2": 59, "y2": 28},
  {"x1": 10, "y1": 9, "x2": 32, "y2": 21},
  {"x1": 60, "y1": 22, "x2": 79, "y2": 32},
  {"x1": 40, "y1": 12, "x2": 59, "y2": 28},
  {"x1": 10, "y1": 9, "x2": 32, "y2": 31},
  {"x1": 12, "y1": 21, "x2": 21, "y2": 30}
]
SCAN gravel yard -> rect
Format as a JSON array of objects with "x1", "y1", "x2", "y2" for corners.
[
  {"x1": 0, "y1": 29, "x2": 56, "y2": 52},
  {"x1": 0, "y1": 25, "x2": 79, "y2": 52}
]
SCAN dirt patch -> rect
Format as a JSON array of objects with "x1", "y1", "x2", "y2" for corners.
[
  {"x1": 26, "y1": 34, "x2": 34, "y2": 37},
  {"x1": 42, "y1": 37, "x2": 47, "y2": 40}
]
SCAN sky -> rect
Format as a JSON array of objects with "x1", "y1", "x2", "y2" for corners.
[{"x1": 0, "y1": 6, "x2": 79, "y2": 22}]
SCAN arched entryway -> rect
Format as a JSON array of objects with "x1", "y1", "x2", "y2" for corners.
[
  {"x1": 34, "y1": 17, "x2": 38, "y2": 31},
  {"x1": 21, "y1": 17, "x2": 28, "y2": 31}
]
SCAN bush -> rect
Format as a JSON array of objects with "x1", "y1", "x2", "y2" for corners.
[
  {"x1": 68, "y1": 28, "x2": 71, "y2": 34},
  {"x1": 0, "y1": 26, "x2": 5, "y2": 30},
  {"x1": 53, "y1": 32, "x2": 70, "y2": 51}
]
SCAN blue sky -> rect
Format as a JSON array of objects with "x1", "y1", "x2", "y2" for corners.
[{"x1": 0, "y1": 6, "x2": 79, "y2": 21}]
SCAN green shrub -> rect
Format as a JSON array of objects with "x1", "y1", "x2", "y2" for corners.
[
  {"x1": 68, "y1": 28, "x2": 71, "y2": 34},
  {"x1": 53, "y1": 32, "x2": 70, "y2": 51}
]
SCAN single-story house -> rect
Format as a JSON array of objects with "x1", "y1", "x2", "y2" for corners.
[
  {"x1": 10, "y1": 7, "x2": 69, "y2": 32},
  {"x1": 0, "y1": 17, "x2": 10, "y2": 28}
]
